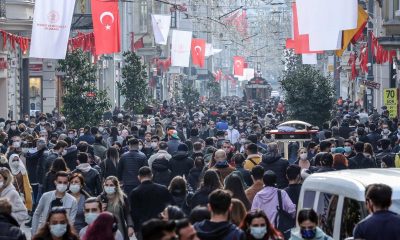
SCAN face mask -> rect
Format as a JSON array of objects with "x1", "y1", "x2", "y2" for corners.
[
  {"x1": 240, "y1": 139, "x2": 246, "y2": 144},
  {"x1": 383, "y1": 129, "x2": 390, "y2": 134},
  {"x1": 62, "y1": 150, "x2": 67, "y2": 156},
  {"x1": 68, "y1": 134, "x2": 75, "y2": 139},
  {"x1": 69, "y1": 184, "x2": 81, "y2": 194},
  {"x1": 10, "y1": 125, "x2": 16, "y2": 131},
  {"x1": 0, "y1": 181, "x2": 3, "y2": 188},
  {"x1": 11, "y1": 161, "x2": 19, "y2": 168},
  {"x1": 50, "y1": 224, "x2": 67, "y2": 237},
  {"x1": 13, "y1": 141, "x2": 21, "y2": 148},
  {"x1": 239, "y1": 122, "x2": 244, "y2": 126},
  {"x1": 300, "y1": 153, "x2": 308, "y2": 160},
  {"x1": 250, "y1": 226, "x2": 267, "y2": 239},
  {"x1": 228, "y1": 126, "x2": 233, "y2": 130},
  {"x1": 28, "y1": 127, "x2": 34, "y2": 132},
  {"x1": 99, "y1": 127, "x2": 104, "y2": 132},
  {"x1": 247, "y1": 128, "x2": 252, "y2": 132},
  {"x1": 139, "y1": 146, "x2": 143, "y2": 151},
  {"x1": 80, "y1": 132, "x2": 84, "y2": 137},
  {"x1": 301, "y1": 228, "x2": 317, "y2": 239},
  {"x1": 40, "y1": 121, "x2": 46, "y2": 126},
  {"x1": 151, "y1": 142, "x2": 158, "y2": 149},
  {"x1": 85, "y1": 212, "x2": 99, "y2": 225},
  {"x1": 104, "y1": 186, "x2": 116, "y2": 195},
  {"x1": 344, "y1": 146, "x2": 352, "y2": 153},
  {"x1": 330, "y1": 147, "x2": 336, "y2": 153},
  {"x1": 56, "y1": 184, "x2": 68, "y2": 193}
]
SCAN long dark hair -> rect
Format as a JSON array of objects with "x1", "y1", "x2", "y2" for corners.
[
  {"x1": 110, "y1": 127, "x2": 119, "y2": 142},
  {"x1": 106, "y1": 146, "x2": 119, "y2": 166},
  {"x1": 32, "y1": 207, "x2": 79, "y2": 240},
  {"x1": 240, "y1": 209, "x2": 283, "y2": 240},
  {"x1": 224, "y1": 173, "x2": 251, "y2": 209},
  {"x1": 49, "y1": 157, "x2": 68, "y2": 173},
  {"x1": 199, "y1": 170, "x2": 222, "y2": 192}
]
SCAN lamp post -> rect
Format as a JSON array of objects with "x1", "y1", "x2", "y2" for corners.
[{"x1": 366, "y1": 0, "x2": 375, "y2": 114}]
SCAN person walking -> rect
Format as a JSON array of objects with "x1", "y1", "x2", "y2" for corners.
[
  {"x1": 289, "y1": 209, "x2": 333, "y2": 240},
  {"x1": 0, "y1": 198, "x2": 26, "y2": 240}
]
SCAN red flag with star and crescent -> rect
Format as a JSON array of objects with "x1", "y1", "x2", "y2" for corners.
[
  {"x1": 191, "y1": 38, "x2": 206, "y2": 68},
  {"x1": 233, "y1": 56, "x2": 244, "y2": 76},
  {"x1": 91, "y1": 0, "x2": 121, "y2": 55}
]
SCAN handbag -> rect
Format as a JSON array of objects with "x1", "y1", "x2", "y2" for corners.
[{"x1": 274, "y1": 190, "x2": 295, "y2": 240}]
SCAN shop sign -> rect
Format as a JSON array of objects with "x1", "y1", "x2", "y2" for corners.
[{"x1": 383, "y1": 88, "x2": 398, "y2": 119}]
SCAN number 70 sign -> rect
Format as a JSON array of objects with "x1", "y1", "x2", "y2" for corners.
[{"x1": 384, "y1": 88, "x2": 398, "y2": 119}]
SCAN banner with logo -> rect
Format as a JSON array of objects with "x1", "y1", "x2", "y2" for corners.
[
  {"x1": 151, "y1": 14, "x2": 171, "y2": 45},
  {"x1": 191, "y1": 38, "x2": 206, "y2": 68},
  {"x1": 233, "y1": 56, "x2": 244, "y2": 76},
  {"x1": 171, "y1": 30, "x2": 192, "y2": 67},
  {"x1": 29, "y1": 0, "x2": 76, "y2": 59},
  {"x1": 91, "y1": 0, "x2": 121, "y2": 55}
]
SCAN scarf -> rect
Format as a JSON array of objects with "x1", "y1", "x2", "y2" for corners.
[{"x1": 8, "y1": 154, "x2": 27, "y2": 175}]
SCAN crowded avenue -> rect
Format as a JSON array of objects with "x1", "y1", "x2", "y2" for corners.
[{"x1": 1, "y1": 0, "x2": 400, "y2": 240}]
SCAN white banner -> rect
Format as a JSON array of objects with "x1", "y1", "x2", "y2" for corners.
[
  {"x1": 302, "y1": 53, "x2": 317, "y2": 65},
  {"x1": 171, "y1": 30, "x2": 192, "y2": 67},
  {"x1": 205, "y1": 43, "x2": 223, "y2": 57},
  {"x1": 29, "y1": 0, "x2": 76, "y2": 59},
  {"x1": 151, "y1": 14, "x2": 171, "y2": 45}
]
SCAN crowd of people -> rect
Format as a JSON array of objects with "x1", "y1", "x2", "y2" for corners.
[{"x1": 0, "y1": 98, "x2": 398, "y2": 240}]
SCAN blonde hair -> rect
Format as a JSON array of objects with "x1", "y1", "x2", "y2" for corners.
[
  {"x1": 104, "y1": 176, "x2": 125, "y2": 207},
  {"x1": 0, "y1": 168, "x2": 14, "y2": 189}
]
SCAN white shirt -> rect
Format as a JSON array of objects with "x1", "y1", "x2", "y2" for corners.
[{"x1": 226, "y1": 129, "x2": 240, "y2": 144}]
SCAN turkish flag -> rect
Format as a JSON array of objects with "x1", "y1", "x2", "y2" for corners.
[
  {"x1": 191, "y1": 38, "x2": 206, "y2": 67},
  {"x1": 286, "y1": 3, "x2": 322, "y2": 54},
  {"x1": 91, "y1": 0, "x2": 121, "y2": 55},
  {"x1": 134, "y1": 37, "x2": 144, "y2": 51},
  {"x1": 233, "y1": 56, "x2": 244, "y2": 76}
]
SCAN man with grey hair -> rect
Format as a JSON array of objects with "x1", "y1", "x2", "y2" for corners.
[
  {"x1": 260, "y1": 142, "x2": 289, "y2": 189},
  {"x1": 210, "y1": 149, "x2": 235, "y2": 182}
]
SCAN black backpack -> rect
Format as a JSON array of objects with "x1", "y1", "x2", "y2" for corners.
[{"x1": 274, "y1": 190, "x2": 295, "y2": 240}]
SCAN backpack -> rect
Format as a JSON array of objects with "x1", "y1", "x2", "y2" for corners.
[{"x1": 274, "y1": 190, "x2": 295, "y2": 240}]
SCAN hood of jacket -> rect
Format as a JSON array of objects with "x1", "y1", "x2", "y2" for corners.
[
  {"x1": 152, "y1": 159, "x2": 170, "y2": 172},
  {"x1": 194, "y1": 220, "x2": 236, "y2": 240},
  {"x1": 262, "y1": 152, "x2": 281, "y2": 164},
  {"x1": 255, "y1": 186, "x2": 278, "y2": 203},
  {"x1": 0, "y1": 213, "x2": 19, "y2": 227},
  {"x1": 173, "y1": 151, "x2": 189, "y2": 161},
  {"x1": 0, "y1": 184, "x2": 16, "y2": 197}
]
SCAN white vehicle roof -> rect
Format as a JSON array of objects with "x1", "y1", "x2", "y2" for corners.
[{"x1": 302, "y1": 169, "x2": 400, "y2": 201}]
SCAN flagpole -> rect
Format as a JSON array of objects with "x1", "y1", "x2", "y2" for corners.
[{"x1": 366, "y1": 0, "x2": 374, "y2": 114}]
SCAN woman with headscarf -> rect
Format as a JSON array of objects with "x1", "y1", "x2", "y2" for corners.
[{"x1": 8, "y1": 153, "x2": 32, "y2": 212}]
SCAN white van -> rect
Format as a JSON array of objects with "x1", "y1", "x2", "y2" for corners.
[{"x1": 298, "y1": 169, "x2": 400, "y2": 240}]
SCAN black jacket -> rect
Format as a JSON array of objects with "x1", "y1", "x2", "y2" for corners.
[
  {"x1": 366, "y1": 132, "x2": 382, "y2": 152},
  {"x1": 129, "y1": 181, "x2": 173, "y2": 232},
  {"x1": 235, "y1": 166, "x2": 253, "y2": 187},
  {"x1": 354, "y1": 210, "x2": 400, "y2": 240},
  {"x1": 190, "y1": 188, "x2": 213, "y2": 209},
  {"x1": 152, "y1": 158, "x2": 173, "y2": 187},
  {"x1": 117, "y1": 150, "x2": 147, "y2": 188},
  {"x1": 169, "y1": 151, "x2": 194, "y2": 178},
  {"x1": 349, "y1": 153, "x2": 376, "y2": 169},
  {"x1": 63, "y1": 147, "x2": 78, "y2": 171},
  {"x1": 194, "y1": 220, "x2": 246, "y2": 240},
  {"x1": 284, "y1": 184, "x2": 302, "y2": 207},
  {"x1": 25, "y1": 148, "x2": 48, "y2": 184},
  {"x1": 72, "y1": 167, "x2": 102, "y2": 196},
  {"x1": 99, "y1": 158, "x2": 118, "y2": 180},
  {"x1": 375, "y1": 150, "x2": 395, "y2": 167},
  {"x1": 0, "y1": 213, "x2": 26, "y2": 240},
  {"x1": 260, "y1": 153, "x2": 289, "y2": 189},
  {"x1": 42, "y1": 171, "x2": 57, "y2": 193},
  {"x1": 187, "y1": 167, "x2": 202, "y2": 190},
  {"x1": 40, "y1": 151, "x2": 59, "y2": 185}
]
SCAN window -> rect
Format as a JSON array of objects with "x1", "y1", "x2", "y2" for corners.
[
  {"x1": 29, "y1": 77, "x2": 42, "y2": 112},
  {"x1": 316, "y1": 193, "x2": 338, "y2": 237},
  {"x1": 139, "y1": 0, "x2": 147, "y2": 33},
  {"x1": 171, "y1": 11, "x2": 177, "y2": 28},
  {"x1": 303, "y1": 190, "x2": 316, "y2": 208},
  {"x1": 340, "y1": 198, "x2": 366, "y2": 239}
]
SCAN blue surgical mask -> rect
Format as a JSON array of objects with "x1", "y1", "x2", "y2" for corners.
[
  {"x1": 85, "y1": 212, "x2": 99, "y2": 225},
  {"x1": 50, "y1": 224, "x2": 67, "y2": 237},
  {"x1": 69, "y1": 184, "x2": 81, "y2": 194},
  {"x1": 301, "y1": 228, "x2": 317, "y2": 239},
  {"x1": 250, "y1": 226, "x2": 267, "y2": 239},
  {"x1": 330, "y1": 147, "x2": 336, "y2": 153},
  {"x1": 215, "y1": 160, "x2": 228, "y2": 167},
  {"x1": 344, "y1": 146, "x2": 352, "y2": 153},
  {"x1": 104, "y1": 186, "x2": 116, "y2": 195}
]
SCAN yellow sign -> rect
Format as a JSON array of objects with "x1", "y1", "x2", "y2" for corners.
[{"x1": 384, "y1": 88, "x2": 398, "y2": 118}]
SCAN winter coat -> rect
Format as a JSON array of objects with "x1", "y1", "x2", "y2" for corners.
[
  {"x1": 92, "y1": 143, "x2": 107, "y2": 160},
  {"x1": 251, "y1": 187, "x2": 296, "y2": 226},
  {"x1": 187, "y1": 167, "x2": 203, "y2": 190},
  {"x1": 0, "y1": 213, "x2": 26, "y2": 240},
  {"x1": 63, "y1": 145, "x2": 78, "y2": 171},
  {"x1": 117, "y1": 150, "x2": 147, "y2": 188},
  {"x1": 169, "y1": 151, "x2": 194, "y2": 178},
  {"x1": 260, "y1": 153, "x2": 289, "y2": 189},
  {"x1": 72, "y1": 164, "x2": 102, "y2": 196},
  {"x1": 0, "y1": 184, "x2": 28, "y2": 226},
  {"x1": 25, "y1": 148, "x2": 48, "y2": 184},
  {"x1": 99, "y1": 158, "x2": 118, "y2": 180},
  {"x1": 194, "y1": 220, "x2": 246, "y2": 240},
  {"x1": 190, "y1": 188, "x2": 213, "y2": 209},
  {"x1": 152, "y1": 158, "x2": 173, "y2": 187},
  {"x1": 349, "y1": 153, "x2": 376, "y2": 169},
  {"x1": 167, "y1": 139, "x2": 181, "y2": 155}
]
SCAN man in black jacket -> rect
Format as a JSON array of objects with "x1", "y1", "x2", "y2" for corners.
[
  {"x1": 0, "y1": 198, "x2": 26, "y2": 240},
  {"x1": 349, "y1": 141, "x2": 376, "y2": 169},
  {"x1": 169, "y1": 143, "x2": 194, "y2": 178},
  {"x1": 283, "y1": 165, "x2": 302, "y2": 207},
  {"x1": 260, "y1": 142, "x2": 289, "y2": 189},
  {"x1": 118, "y1": 138, "x2": 148, "y2": 195},
  {"x1": 366, "y1": 124, "x2": 382, "y2": 152},
  {"x1": 72, "y1": 152, "x2": 102, "y2": 196},
  {"x1": 375, "y1": 139, "x2": 395, "y2": 167},
  {"x1": 130, "y1": 167, "x2": 173, "y2": 236}
]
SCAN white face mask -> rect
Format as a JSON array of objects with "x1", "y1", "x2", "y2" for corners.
[
  {"x1": 299, "y1": 153, "x2": 308, "y2": 160},
  {"x1": 11, "y1": 161, "x2": 20, "y2": 168},
  {"x1": 151, "y1": 142, "x2": 158, "y2": 149},
  {"x1": 10, "y1": 125, "x2": 16, "y2": 131},
  {"x1": 56, "y1": 184, "x2": 68, "y2": 193},
  {"x1": 69, "y1": 184, "x2": 81, "y2": 194},
  {"x1": 104, "y1": 186, "x2": 116, "y2": 195},
  {"x1": 50, "y1": 224, "x2": 67, "y2": 237},
  {"x1": 85, "y1": 212, "x2": 99, "y2": 225},
  {"x1": 250, "y1": 226, "x2": 267, "y2": 239},
  {"x1": 0, "y1": 181, "x2": 4, "y2": 188},
  {"x1": 139, "y1": 146, "x2": 143, "y2": 151},
  {"x1": 98, "y1": 127, "x2": 104, "y2": 132},
  {"x1": 13, "y1": 141, "x2": 21, "y2": 148}
]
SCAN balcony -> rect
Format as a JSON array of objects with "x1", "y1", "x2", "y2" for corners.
[
  {"x1": 0, "y1": 0, "x2": 34, "y2": 31},
  {"x1": 379, "y1": 0, "x2": 400, "y2": 49}
]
